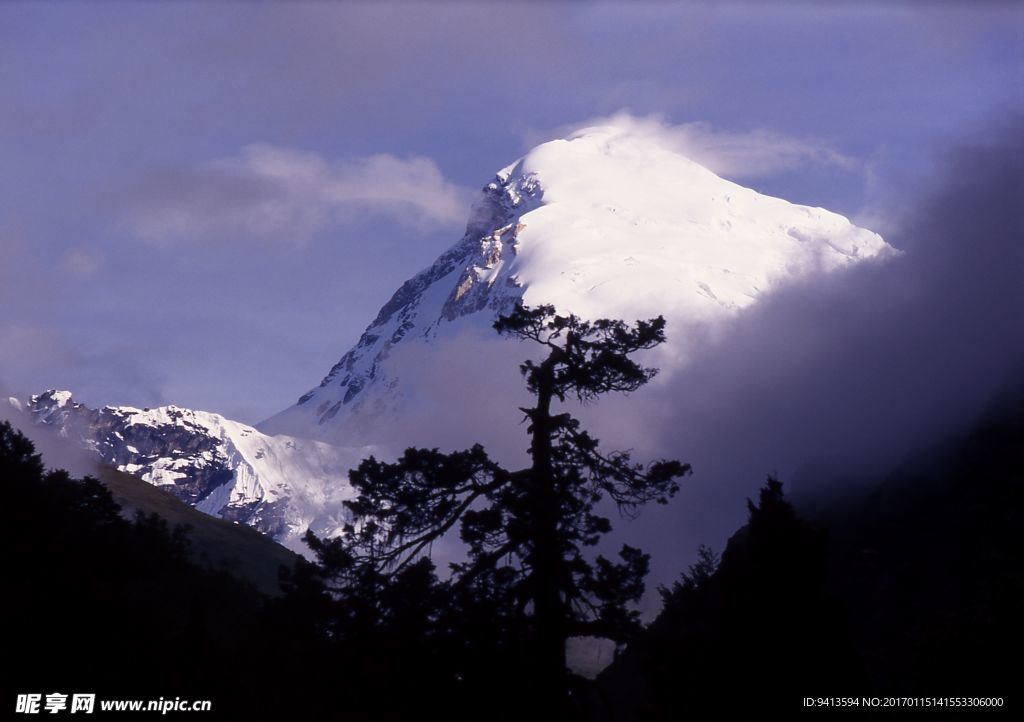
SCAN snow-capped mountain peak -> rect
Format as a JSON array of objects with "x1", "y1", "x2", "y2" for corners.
[{"x1": 261, "y1": 124, "x2": 893, "y2": 443}]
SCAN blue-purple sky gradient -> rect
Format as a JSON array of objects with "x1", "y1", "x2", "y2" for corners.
[{"x1": 1, "y1": 1, "x2": 1021, "y2": 422}]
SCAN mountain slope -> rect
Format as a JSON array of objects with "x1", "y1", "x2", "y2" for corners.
[
  {"x1": 261, "y1": 123, "x2": 892, "y2": 443},
  {"x1": 95, "y1": 464, "x2": 300, "y2": 595},
  {"x1": 22, "y1": 390, "x2": 369, "y2": 548},
  {"x1": 1, "y1": 404, "x2": 300, "y2": 594}
]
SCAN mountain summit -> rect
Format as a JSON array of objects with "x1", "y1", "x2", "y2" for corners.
[{"x1": 261, "y1": 124, "x2": 892, "y2": 443}]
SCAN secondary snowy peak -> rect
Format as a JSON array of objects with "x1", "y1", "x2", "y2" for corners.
[
  {"x1": 23, "y1": 390, "x2": 367, "y2": 546},
  {"x1": 261, "y1": 124, "x2": 892, "y2": 442}
]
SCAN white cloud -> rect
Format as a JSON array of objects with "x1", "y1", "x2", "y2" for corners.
[
  {"x1": 60, "y1": 247, "x2": 104, "y2": 277},
  {"x1": 121, "y1": 144, "x2": 471, "y2": 245},
  {"x1": 552, "y1": 111, "x2": 862, "y2": 180}
]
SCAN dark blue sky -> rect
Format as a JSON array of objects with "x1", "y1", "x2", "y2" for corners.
[{"x1": 2, "y1": 1, "x2": 1020, "y2": 422}]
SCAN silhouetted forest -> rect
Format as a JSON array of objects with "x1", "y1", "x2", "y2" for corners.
[{"x1": 4, "y1": 380, "x2": 1022, "y2": 719}]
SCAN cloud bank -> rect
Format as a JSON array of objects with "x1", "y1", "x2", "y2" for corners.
[{"x1": 120, "y1": 145, "x2": 471, "y2": 245}]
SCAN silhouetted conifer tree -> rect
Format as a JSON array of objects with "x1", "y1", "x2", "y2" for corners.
[{"x1": 327, "y1": 304, "x2": 690, "y2": 716}]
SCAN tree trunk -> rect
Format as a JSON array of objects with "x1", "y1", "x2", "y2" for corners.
[{"x1": 527, "y1": 357, "x2": 568, "y2": 715}]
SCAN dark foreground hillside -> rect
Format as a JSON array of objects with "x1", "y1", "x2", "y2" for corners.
[
  {"x1": 0, "y1": 420, "x2": 286, "y2": 714},
  {"x1": 4, "y1": 381, "x2": 1021, "y2": 719}
]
